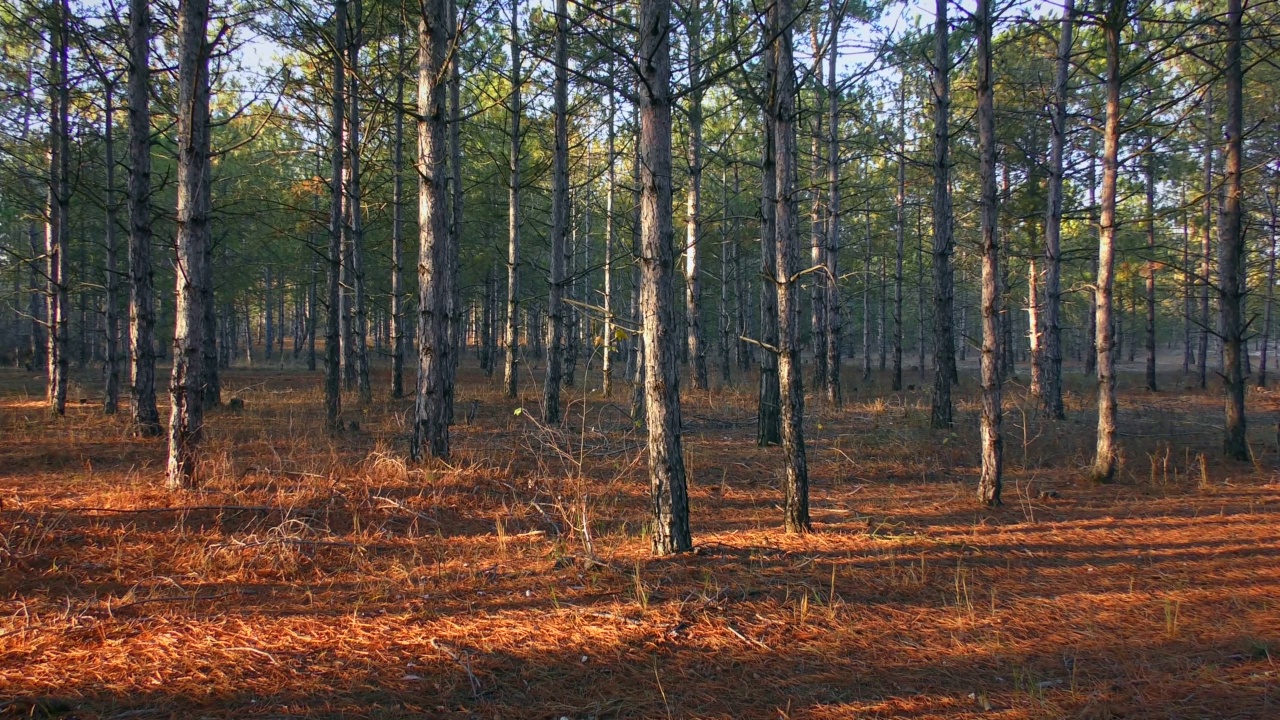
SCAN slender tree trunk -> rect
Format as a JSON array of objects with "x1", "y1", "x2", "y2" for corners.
[
  {"x1": 629, "y1": 118, "x2": 646, "y2": 422},
  {"x1": 104, "y1": 86, "x2": 121, "y2": 415},
  {"x1": 1220, "y1": 0, "x2": 1248, "y2": 460},
  {"x1": 809, "y1": 20, "x2": 827, "y2": 392},
  {"x1": 930, "y1": 0, "x2": 956, "y2": 428},
  {"x1": 917, "y1": 207, "x2": 926, "y2": 376},
  {"x1": 542, "y1": 0, "x2": 569, "y2": 424},
  {"x1": 976, "y1": 0, "x2": 1002, "y2": 506},
  {"x1": 410, "y1": 0, "x2": 452, "y2": 459},
  {"x1": 391, "y1": 28, "x2": 406, "y2": 397},
  {"x1": 445, "y1": 0, "x2": 462, "y2": 422},
  {"x1": 504, "y1": 0, "x2": 522, "y2": 399},
  {"x1": 892, "y1": 81, "x2": 906, "y2": 392},
  {"x1": 46, "y1": 0, "x2": 70, "y2": 416},
  {"x1": 325, "y1": 0, "x2": 347, "y2": 430},
  {"x1": 825, "y1": 2, "x2": 842, "y2": 404},
  {"x1": 1145, "y1": 150, "x2": 1158, "y2": 392},
  {"x1": 1042, "y1": 0, "x2": 1073, "y2": 419},
  {"x1": 773, "y1": 0, "x2": 810, "y2": 532},
  {"x1": 719, "y1": 171, "x2": 732, "y2": 386},
  {"x1": 1090, "y1": 0, "x2": 1123, "y2": 483},
  {"x1": 1085, "y1": 146, "x2": 1098, "y2": 377},
  {"x1": 1260, "y1": 187, "x2": 1277, "y2": 387},
  {"x1": 1198, "y1": 90, "x2": 1213, "y2": 390},
  {"x1": 167, "y1": 0, "x2": 212, "y2": 489},
  {"x1": 638, "y1": 0, "x2": 692, "y2": 554},
  {"x1": 347, "y1": 0, "x2": 371, "y2": 403},
  {"x1": 200, "y1": 139, "x2": 218, "y2": 405},
  {"x1": 1028, "y1": 257, "x2": 1041, "y2": 394},
  {"x1": 603, "y1": 46, "x2": 617, "y2": 396},
  {"x1": 757, "y1": 38, "x2": 781, "y2": 446},
  {"x1": 684, "y1": 0, "x2": 708, "y2": 391},
  {"x1": 733, "y1": 165, "x2": 750, "y2": 372},
  {"x1": 863, "y1": 200, "x2": 872, "y2": 381}
]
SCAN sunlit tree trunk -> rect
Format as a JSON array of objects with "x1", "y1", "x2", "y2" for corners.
[
  {"x1": 542, "y1": 0, "x2": 569, "y2": 423},
  {"x1": 603, "y1": 47, "x2": 617, "y2": 396},
  {"x1": 504, "y1": 0, "x2": 522, "y2": 399},
  {"x1": 325, "y1": 0, "x2": 347, "y2": 430},
  {"x1": 167, "y1": 0, "x2": 212, "y2": 489},
  {"x1": 684, "y1": 0, "x2": 708, "y2": 391},
  {"x1": 1041, "y1": 0, "x2": 1073, "y2": 419},
  {"x1": 410, "y1": 0, "x2": 452, "y2": 459},
  {"x1": 930, "y1": 0, "x2": 956, "y2": 428},
  {"x1": 347, "y1": 0, "x2": 371, "y2": 403},
  {"x1": 46, "y1": 0, "x2": 70, "y2": 416},
  {"x1": 976, "y1": 0, "x2": 1002, "y2": 505},
  {"x1": 638, "y1": 0, "x2": 692, "y2": 554},
  {"x1": 1220, "y1": 0, "x2": 1248, "y2": 461},
  {"x1": 1090, "y1": 0, "x2": 1123, "y2": 483}
]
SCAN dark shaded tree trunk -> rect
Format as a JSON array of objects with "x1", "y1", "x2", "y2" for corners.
[
  {"x1": 347, "y1": 0, "x2": 371, "y2": 403},
  {"x1": 1041, "y1": 0, "x2": 1073, "y2": 420},
  {"x1": 325, "y1": 0, "x2": 347, "y2": 430},
  {"x1": 684, "y1": 0, "x2": 708, "y2": 391},
  {"x1": 892, "y1": 80, "x2": 905, "y2": 392},
  {"x1": 46, "y1": 0, "x2": 70, "y2": 416},
  {"x1": 1219, "y1": 0, "x2": 1248, "y2": 460},
  {"x1": 1198, "y1": 90, "x2": 1212, "y2": 390},
  {"x1": 104, "y1": 85, "x2": 121, "y2": 415},
  {"x1": 1145, "y1": 150, "x2": 1158, "y2": 392},
  {"x1": 757, "y1": 38, "x2": 781, "y2": 447},
  {"x1": 504, "y1": 0, "x2": 522, "y2": 399},
  {"x1": 391, "y1": 27, "x2": 406, "y2": 397},
  {"x1": 825, "y1": 1, "x2": 842, "y2": 405},
  {"x1": 542, "y1": 0, "x2": 568, "y2": 424},
  {"x1": 929, "y1": 0, "x2": 956, "y2": 428}
]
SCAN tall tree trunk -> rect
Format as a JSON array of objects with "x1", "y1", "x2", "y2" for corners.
[
  {"x1": 410, "y1": 0, "x2": 452, "y2": 459},
  {"x1": 391, "y1": 27, "x2": 406, "y2": 397},
  {"x1": 638, "y1": 0, "x2": 692, "y2": 554},
  {"x1": 809, "y1": 19, "x2": 827, "y2": 392},
  {"x1": 773, "y1": 0, "x2": 810, "y2": 532},
  {"x1": 504, "y1": 0, "x2": 522, "y2": 399},
  {"x1": 1041, "y1": 0, "x2": 1073, "y2": 419},
  {"x1": 325, "y1": 0, "x2": 347, "y2": 430},
  {"x1": 863, "y1": 200, "x2": 872, "y2": 381},
  {"x1": 542, "y1": 0, "x2": 568, "y2": 423},
  {"x1": 1260, "y1": 186, "x2": 1277, "y2": 387},
  {"x1": 684, "y1": 0, "x2": 708, "y2": 391},
  {"x1": 757, "y1": 37, "x2": 781, "y2": 446},
  {"x1": 1182, "y1": 193, "x2": 1192, "y2": 375},
  {"x1": 46, "y1": 0, "x2": 70, "y2": 416},
  {"x1": 718, "y1": 171, "x2": 732, "y2": 385},
  {"x1": 200, "y1": 133, "x2": 218, "y2": 405},
  {"x1": 1090, "y1": 0, "x2": 1123, "y2": 483},
  {"x1": 1145, "y1": 149, "x2": 1158, "y2": 392},
  {"x1": 104, "y1": 85, "x2": 121, "y2": 415},
  {"x1": 264, "y1": 267, "x2": 274, "y2": 360},
  {"x1": 629, "y1": 117, "x2": 646, "y2": 421},
  {"x1": 825, "y1": 1, "x2": 842, "y2": 405},
  {"x1": 929, "y1": 0, "x2": 956, "y2": 428},
  {"x1": 1198, "y1": 90, "x2": 1213, "y2": 390},
  {"x1": 445, "y1": 0, "x2": 463, "y2": 421},
  {"x1": 347, "y1": 0, "x2": 372, "y2": 403},
  {"x1": 892, "y1": 80, "x2": 906, "y2": 392},
  {"x1": 976, "y1": 0, "x2": 1002, "y2": 506},
  {"x1": 167, "y1": 0, "x2": 211, "y2": 489},
  {"x1": 1220, "y1": 0, "x2": 1248, "y2": 460},
  {"x1": 603, "y1": 45, "x2": 617, "y2": 396},
  {"x1": 734, "y1": 165, "x2": 750, "y2": 372},
  {"x1": 1028, "y1": 257, "x2": 1041, "y2": 394},
  {"x1": 1085, "y1": 145, "x2": 1098, "y2": 377}
]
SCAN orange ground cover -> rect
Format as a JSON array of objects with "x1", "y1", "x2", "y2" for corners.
[{"x1": 1, "y1": 362, "x2": 1277, "y2": 718}]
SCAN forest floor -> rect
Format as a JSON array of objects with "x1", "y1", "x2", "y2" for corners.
[{"x1": 1, "y1": 357, "x2": 1278, "y2": 719}]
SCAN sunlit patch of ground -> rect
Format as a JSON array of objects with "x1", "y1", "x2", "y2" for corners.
[{"x1": 1, "y1": 359, "x2": 1277, "y2": 719}]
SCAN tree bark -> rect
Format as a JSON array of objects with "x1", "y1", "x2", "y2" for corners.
[
  {"x1": 684, "y1": 0, "x2": 708, "y2": 391},
  {"x1": 410, "y1": 0, "x2": 452, "y2": 459},
  {"x1": 603, "y1": 45, "x2": 617, "y2": 396},
  {"x1": 1144, "y1": 148, "x2": 1158, "y2": 393},
  {"x1": 391, "y1": 26, "x2": 406, "y2": 397},
  {"x1": 757, "y1": 35, "x2": 781, "y2": 447},
  {"x1": 504, "y1": 0, "x2": 522, "y2": 399},
  {"x1": 1198, "y1": 90, "x2": 1212, "y2": 390},
  {"x1": 104, "y1": 85, "x2": 121, "y2": 415},
  {"x1": 976, "y1": 0, "x2": 1002, "y2": 506},
  {"x1": 167, "y1": 0, "x2": 212, "y2": 489},
  {"x1": 638, "y1": 0, "x2": 692, "y2": 554},
  {"x1": 930, "y1": 0, "x2": 956, "y2": 428},
  {"x1": 1041, "y1": 0, "x2": 1073, "y2": 419},
  {"x1": 892, "y1": 80, "x2": 906, "y2": 392},
  {"x1": 347, "y1": 0, "x2": 371, "y2": 403},
  {"x1": 542, "y1": 0, "x2": 569, "y2": 424},
  {"x1": 825, "y1": 1, "x2": 842, "y2": 405},
  {"x1": 1090, "y1": 0, "x2": 1123, "y2": 483},
  {"x1": 46, "y1": 0, "x2": 70, "y2": 416},
  {"x1": 1220, "y1": 0, "x2": 1248, "y2": 460},
  {"x1": 325, "y1": 0, "x2": 347, "y2": 430},
  {"x1": 1261, "y1": 186, "x2": 1278, "y2": 388}
]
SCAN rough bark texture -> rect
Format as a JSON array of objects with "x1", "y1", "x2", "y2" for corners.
[
  {"x1": 325, "y1": 0, "x2": 346, "y2": 430},
  {"x1": 1261, "y1": 187, "x2": 1278, "y2": 388},
  {"x1": 46, "y1": 0, "x2": 70, "y2": 417},
  {"x1": 773, "y1": 0, "x2": 810, "y2": 533},
  {"x1": 1145, "y1": 151, "x2": 1158, "y2": 393},
  {"x1": 542, "y1": 0, "x2": 568, "y2": 424},
  {"x1": 1219, "y1": 0, "x2": 1248, "y2": 461},
  {"x1": 684, "y1": 0, "x2": 708, "y2": 391},
  {"x1": 976, "y1": 0, "x2": 1002, "y2": 506},
  {"x1": 824, "y1": 1, "x2": 842, "y2": 405},
  {"x1": 892, "y1": 81, "x2": 906, "y2": 393},
  {"x1": 104, "y1": 86, "x2": 120, "y2": 415},
  {"x1": 929, "y1": 0, "x2": 956, "y2": 428},
  {"x1": 757, "y1": 40, "x2": 781, "y2": 447},
  {"x1": 347, "y1": 0, "x2": 371, "y2": 403},
  {"x1": 1090, "y1": 1, "x2": 1122, "y2": 483},
  {"x1": 391, "y1": 28, "x2": 406, "y2": 398},
  {"x1": 1198, "y1": 91, "x2": 1212, "y2": 391},
  {"x1": 1041, "y1": 0, "x2": 1073, "y2": 420},
  {"x1": 603, "y1": 46, "x2": 617, "y2": 396},
  {"x1": 411, "y1": 0, "x2": 452, "y2": 460},
  {"x1": 167, "y1": 0, "x2": 211, "y2": 490},
  {"x1": 638, "y1": 0, "x2": 692, "y2": 554},
  {"x1": 504, "y1": 0, "x2": 522, "y2": 399}
]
